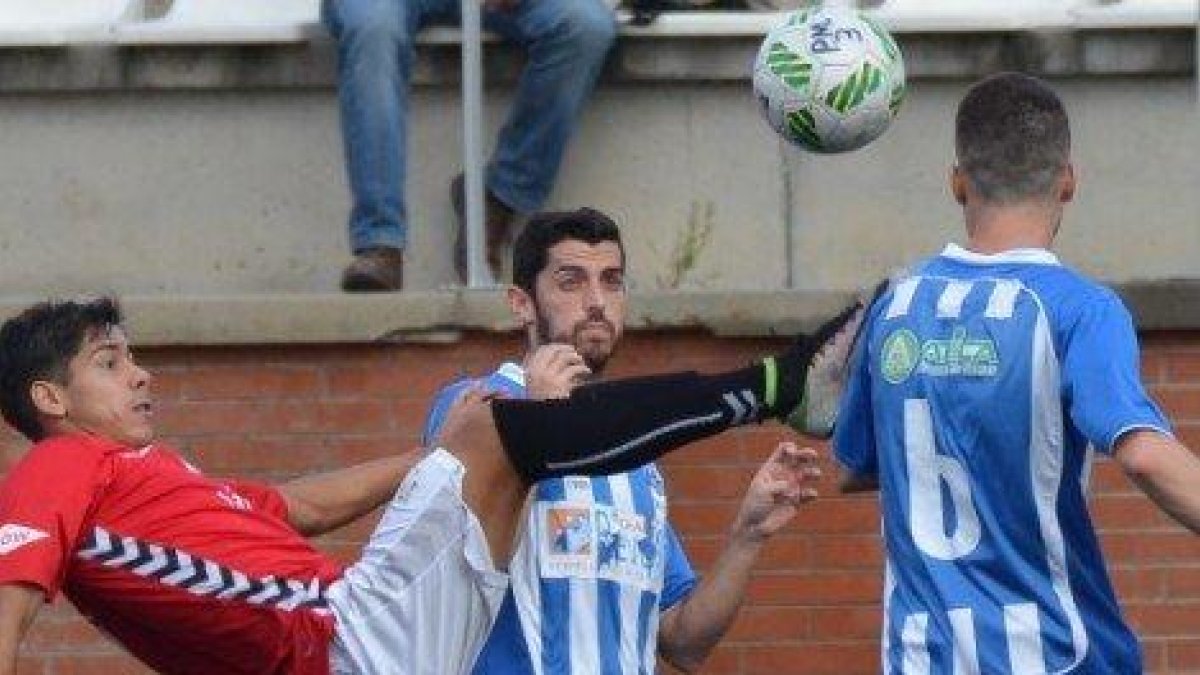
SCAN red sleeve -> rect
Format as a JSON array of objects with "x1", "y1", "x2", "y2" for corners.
[
  {"x1": 0, "y1": 436, "x2": 112, "y2": 600},
  {"x1": 225, "y1": 479, "x2": 291, "y2": 522}
]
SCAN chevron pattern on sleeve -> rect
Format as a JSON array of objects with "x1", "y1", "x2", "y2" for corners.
[{"x1": 76, "y1": 526, "x2": 329, "y2": 612}]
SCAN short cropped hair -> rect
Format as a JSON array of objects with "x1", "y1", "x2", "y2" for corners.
[
  {"x1": 955, "y1": 72, "x2": 1071, "y2": 203},
  {"x1": 512, "y1": 208, "x2": 625, "y2": 295},
  {"x1": 0, "y1": 298, "x2": 122, "y2": 441}
]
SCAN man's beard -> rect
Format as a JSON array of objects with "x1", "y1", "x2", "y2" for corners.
[{"x1": 535, "y1": 309, "x2": 617, "y2": 376}]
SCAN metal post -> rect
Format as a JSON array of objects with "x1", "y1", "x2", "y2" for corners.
[{"x1": 461, "y1": 0, "x2": 493, "y2": 287}]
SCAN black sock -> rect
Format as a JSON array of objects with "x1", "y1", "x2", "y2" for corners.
[{"x1": 491, "y1": 366, "x2": 765, "y2": 483}]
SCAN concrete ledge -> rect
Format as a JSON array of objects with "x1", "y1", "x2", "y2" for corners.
[
  {"x1": 0, "y1": 17, "x2": 1193, "y2": 92},
  {"x1": 1, "y1": 282, "x2": 1194, "y2": 346}
]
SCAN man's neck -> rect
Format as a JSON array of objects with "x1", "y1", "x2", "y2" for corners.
[{"x1": 963, "y1": 202, "x2": 1057, "y2": 255}]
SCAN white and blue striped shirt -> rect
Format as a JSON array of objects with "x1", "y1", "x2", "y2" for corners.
[
  {"x1": 835, "y1": 244, "x2": 1171, "y2": 674},
  {"x1": 423, "y1": 363, "x2": 698, "y2": 675}
]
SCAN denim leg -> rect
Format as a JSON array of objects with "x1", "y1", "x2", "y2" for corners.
[
  {"x1": 323, "y1": 0, "x2": 425, "y2": 254},
  {"x1": 482, "y1": 0, "x2": 617, "y2": 213}
]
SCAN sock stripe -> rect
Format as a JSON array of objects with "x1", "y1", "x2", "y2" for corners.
[{"x1": 763, "y1": 357, "x2": 778, "y2": 411}]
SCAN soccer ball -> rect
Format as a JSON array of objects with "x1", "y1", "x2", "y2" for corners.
[{"x1": 752, "y1": 6, "x2": 906, "y2": 154}]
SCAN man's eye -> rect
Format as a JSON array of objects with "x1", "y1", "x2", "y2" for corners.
[{"x1": 602, "y1": 273, "x2": 625, "y2": 290}]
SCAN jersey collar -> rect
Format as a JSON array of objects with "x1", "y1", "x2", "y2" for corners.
[
  {"x1": 941, "y1": 243, "x2": 1061, "y2": 266},
  {"x1": 495, "y1": 361, "x2": 526, "y2": 387}
]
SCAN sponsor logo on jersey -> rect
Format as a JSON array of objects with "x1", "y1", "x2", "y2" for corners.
[
  {"x1": 540, "y1": 502, "x2": 657, "y2": 589},
  {"x1": 216, "y1": 485, "x2": 253, "y2": 511},
  {"x1": 882, "y1": 326, "x2": 999, "y2": 383},
  {"x1": 0, "y1": 524, "x2": 49, "y2": 555}
]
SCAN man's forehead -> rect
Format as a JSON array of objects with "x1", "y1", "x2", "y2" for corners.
[
  {"x1": 546, "y1": 240, "x2": 623, "y2": 269},
  {"x1": 83, "y1": 324, "x2": 129, "y2": 350}
]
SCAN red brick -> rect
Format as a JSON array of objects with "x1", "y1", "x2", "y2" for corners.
[
  {"x1": 678, "y1": 536, "x2": 723, "y2": 569},
  {"x1": 743, "y1": 641, "x2": 879, "y2": 674},
  {"x1": 1165, "y1": 568, "x2": 1200, "y2": 599},
  {"x1": 1151, "y1": 387, "x2": 1200, "y2": 422},
  {"x1": 1166, "y1": 638, "x2": 1200, "y2": 672},
  {"x1": 798, "y1": 497, "x2": 880, "y2": 535},
  {"x1": 17, "y1": 331, "x2": 1200, "y2": 674},
  {"x1": 748, "y1": 571, "x2": 881, "y2": 605},
  {"x1": 1103, "y1": 531, "x2": 1200, "y2": 564},
  {"x1": 809, "y1": 535, "x2": 885, "y2": 569},
  {"x1": 1126, "y1": 604, "x2": 1200, "y2": 635},
  {"x1": 752, "y1": 535, "x2": 813, "y2": 570},
  {"x1": 1163, "y1": 345, "x2": 1200, "y2": 382},
  {"x1": 1089, "y1": 460, "x2": 1137, "y2": 495},
  {"x1": 662, "y1": 465, "x2": 757, "y2": 500},
  {"x1": 1109, "y1": 566, "x2": 1167, "y2": 601},
  {"x1": 728, "y1": 606, "x2": 813, "y2": 641},
  {"x1": 1091, "y1": 494, "x2": 1177, "y2": 531},
  {"x1": 672, "y1": 502, "x2": 742, "y2": 537},
  {"x1": 177, "y1": 365, "x2": 320, "y2": 400}
]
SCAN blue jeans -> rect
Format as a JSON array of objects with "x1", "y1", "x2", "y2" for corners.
[{"x1": 322, "y1": 0, "x2": 617, "y2": 254}]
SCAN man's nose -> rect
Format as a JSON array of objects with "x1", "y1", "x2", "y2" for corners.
[{"x1": 132, "y1": 364, "x2": 152, "y2": 388}]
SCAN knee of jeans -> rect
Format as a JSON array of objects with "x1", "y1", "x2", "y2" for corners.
[
  {"x1": 334, "y1": 2, "x2": 410, "y2": 51},
  {"x1": 556, "y1": 3, "x2": 617, "y2": 58}
]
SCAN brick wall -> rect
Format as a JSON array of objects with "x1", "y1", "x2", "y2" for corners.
[{"x1": 3, "y1": 330, "x2": 1200, "y2": 674}]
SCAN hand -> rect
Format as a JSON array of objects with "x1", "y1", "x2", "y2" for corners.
[
  {"x1": 524, "y1": 344, "x2": 591, "y2": 399},
  {"x1": 432, "y1": 385, "x2": 504, "y2": 455},
  {"x1": 731, "y1": 442, "x2": 821, "y2": 545}
]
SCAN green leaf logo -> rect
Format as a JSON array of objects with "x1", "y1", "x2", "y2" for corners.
[
  {"x1": 786, "y1": 108, "x2": 822, "y2": 150},
  {"x1": 863, "y1": 16, "x2": 901, "y2": 64},
  {"x1": 825, "y1": 62, "x2": 885, "y2": 114},
  {"x1": 881, "y1": 329, "x2": 920, "y2": 384},
  {"x1": 766, "y1": 42, "x2": 812, "y2": 93},
  {"x1": 889, "y1": 81, "x2": 906, "y2": 117}
]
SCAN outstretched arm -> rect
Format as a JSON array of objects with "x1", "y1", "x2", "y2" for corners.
[
  {"x1": 0, "y1": 583, "x2": 42, "y2": 675},
  {"x1": 1115, "y1": 430, "x2": 1200, "y2": 534},
  {"x1": 656, "y1": 442, "x2": 821, "y2": 672},
  {"x1": 277, "y1": 450, "x2": 424, "y2": 537}
]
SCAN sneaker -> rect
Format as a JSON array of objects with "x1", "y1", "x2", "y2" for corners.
[
  {"x1": 784, "y1": 280, "x2": 892, "y2": 436},
  {"x1": 451, "y1": 173, "x2": 516, "y2": 284},
  {"x1": 784, "y1": 299, "x2": 868, "y2": 437},
  {"x1": 341, "y1": 246, "x2": 404, "y2": 292}
]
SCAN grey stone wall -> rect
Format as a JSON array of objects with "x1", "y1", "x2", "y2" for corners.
[{"x1": 0, "y1": 21, "x2": 1195, "y2": 340}]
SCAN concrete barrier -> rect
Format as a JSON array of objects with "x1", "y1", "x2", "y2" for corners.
[{"x1": 0, "y1": 4, "x2": 1194, "y2": 342}]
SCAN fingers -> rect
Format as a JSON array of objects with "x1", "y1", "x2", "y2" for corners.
[
  {"x1": 765, "y1": 441, "x2": 822, "y2": 504},
  {"x1": 527, "y1": 344, "x2": 589, "y2": 375},
  {"x1": 524, "y1": 344, "x2": 592, "y2": 399}
]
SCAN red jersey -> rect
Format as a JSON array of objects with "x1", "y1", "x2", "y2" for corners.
[{"x1": 0, "y1": 434, "x2": 344, "y2": 674}]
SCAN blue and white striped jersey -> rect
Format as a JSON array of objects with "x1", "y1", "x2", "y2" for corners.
[
  {"x1": 835, "y1": 244, "x2": 1171, "y2": 674},
  {"x1": 423, "y1": 363, "x2": 698, "y2": 675}
]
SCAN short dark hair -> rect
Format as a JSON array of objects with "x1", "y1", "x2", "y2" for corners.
[
  {"x1": 512, "y1": 208, "x2": 625, "y2": 294},
  {"x1": 955, "y1": 72, "x2": 1071, "y2": 203},
  {"x1": 0, "y1": 298, "x2": 122, "y2": 441}
]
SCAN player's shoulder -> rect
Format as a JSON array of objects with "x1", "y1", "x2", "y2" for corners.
[
  {"x1": 23, "y1": 433, "x2": 124, "y2": 464},
  {"x1": 1025, "y1": 264, "x2": 1123, "y2": 316},
  {"x1": 1, "y1": 434, "x2": 130, "y2": 491},
  {"x1": 435, "y1": 362, "x2": 525, "y2": 399}
]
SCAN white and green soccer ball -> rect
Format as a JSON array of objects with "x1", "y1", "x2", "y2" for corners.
[{"x1": 752, "y1": 6, "x2": 906, "y2": 154}]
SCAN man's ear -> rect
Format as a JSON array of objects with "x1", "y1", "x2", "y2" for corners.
[
  {"x1": 1059, "y1": 162, "x2": 1076, "y2": 203},
  {"x1": 506, "y1": 286, "x2": 536, "y2": 328},
  {"x1": 950, "y1": 165, "x2": 968, "y2": 205},
  {"x1": 30, "y1": 380, "x2": 67, "y2": 420}
]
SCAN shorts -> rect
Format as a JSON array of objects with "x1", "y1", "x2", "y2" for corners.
[{"x1": 326, "y1": 448, "x2": 510, "y2": 675}]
